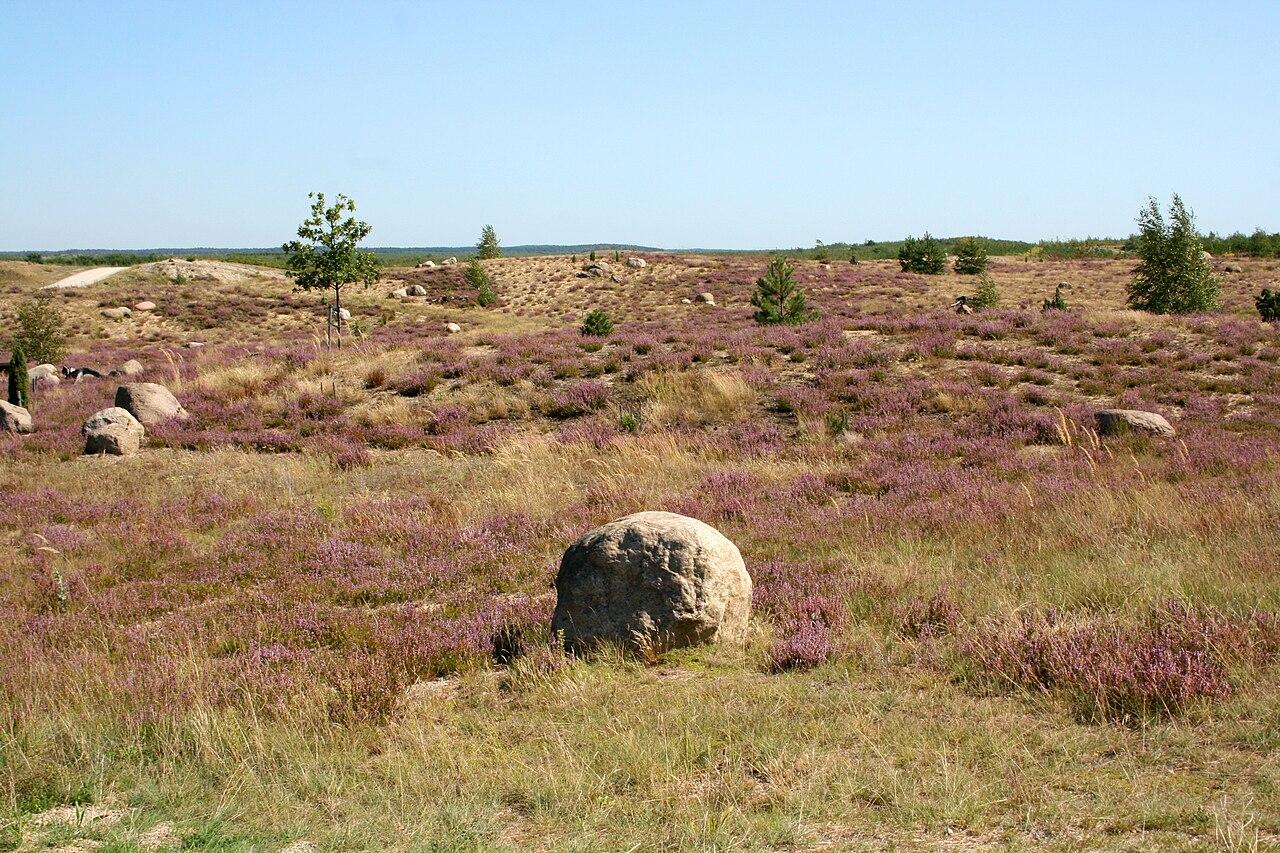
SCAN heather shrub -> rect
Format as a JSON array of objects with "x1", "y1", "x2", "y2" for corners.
[
  {"x1": 11, "y1": 297, "x2": 68, "y2": 366},
  {"x1": 898, "y1": 233, "x2": 946, "y2": 274},
  {"x1": 969, "y1": 273, "x2": 999, "y2": 310},
  {"x1": 751, "y1": 256, "x2": 816, "y2": 325},
  {"x1": 768, "y1": 618, "x2": 832, "y2": 671},
  {"x1": 1256, "y1": 288, "x2": 1280, "y2": 322},
  {"x1": 957, "y1": 603, "x2": 1279, "y2": 722},
  {"x1": 1127, "y1": 195, "x2": 1219, "y2": 314},
  {"x1": 953, "y1": 237, "x2": 989, "y2": 275},
  {"x1": 580, "y1": 308, "x2": 614, "y2": 337}
]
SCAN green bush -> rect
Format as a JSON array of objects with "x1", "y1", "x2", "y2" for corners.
[
  {"x1": 580, "y1": 308, "x2": 614, "y2": 337},
  {"x1": 7, "y1": 344, "x2": 28, "y2": 408},
  {"x1": 466, "y1": 259, "x2": 496, "y2": 307},
  {"x1": 751, "y1": 256, "x2": 817, "y2": 326},
  {"x1": 476, "y1": 225, "x2": 501, "y2": 260},
  {"x1": 970, "y1": 273, "x2": 999, "y2": 310},
  {"x1": 953, "y1": 237, "x2": 989, "y2": 275},
  {"x1": 12, "y1": 298, "x2": 68, "y2": 366},
  {"x1": 1042, "y1": 284, "x2": 1068, "y2": 311},
  {"x1": 1127, "y1": 195, "x2": 1219, "y2": 314},
  {"x1": 1257, "y1": 288, "x2": 1280, "y2": 322},
  {"x1": 898, "y1": 233, "x2": 947, "y2": 274}
]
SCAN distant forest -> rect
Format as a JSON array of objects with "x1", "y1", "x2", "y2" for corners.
[{"x1": 5, "y1": 229, "x2": 1279, "y2": 267}]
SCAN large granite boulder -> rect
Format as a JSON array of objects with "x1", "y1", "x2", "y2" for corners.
[
  {"x1": 0, "y1": 401, "x2": 33, "y2": 434},
  {"x1": 83, "y1": 407, "x2": 144, "y2": 456},
  {"x1": 114, "y1": 383, "x2": 188, "y2": 426},
  {"x1": 1096, "y1": 409, "x2": 1175, "y2": 438},
  {"x1": 551, "y1": 511, "x2": 752, "y2": 654}
]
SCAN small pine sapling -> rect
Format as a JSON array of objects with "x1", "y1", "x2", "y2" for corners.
[
  {"x1": 1257, "y1": 288, "x2": 1280, "y2": 322},
  {"x1": 898, "y1": 233, "x2": 947, "y2": 274},
  {"x1": 1043, "y1": 284, "x2": 1068, "y2": 311},
  {"x1": 953, "y1": 237, "x2": 989, "y2": 275},
  {"x1": 580, "y1": 308, "x2": 614, "y2": 337},
  {"x1": 751, "y1": 256, "x2": 817, "y2": 325},
  {"x1": 970, "y1": 273, "x2": 999, "y2": 309}
]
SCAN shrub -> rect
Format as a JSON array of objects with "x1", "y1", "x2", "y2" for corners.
[
  {"x1": 11, "y1": 298, "x2": 68, "y2": 366},
  {"x1": 751, "y1": 256, "x2": 817, "y2": 325},
  {"x1": 970, "y1": 273, "x2": 999, "y2": 310},
  {"x1": 1256, "y1": 288, "x2": 1280, "y2": 322},
  {"x1": 1042, "y1": 284, "x2": 1068, "y2": 311},
  {"x1": 476, "y1": 224, "x2": 501, "y2": 260},
  {"x1": 466, "y1": 259, "x2": 496, "y2": 307},
  {"x1": 1127, "y1": 195, "x2": 1219, "y2": 314},
  {"x1": 953, "y1": 237, "x2": 989, "y2": 275},
  {"x1": 580, "y1": 309, "x2": 614, "y2": 337},
  {"x1": 768, "y1": 618, "x2": 832, "y2": 671},
  {"x1": 7, "y1": 343, "x2": 28, "y2": 408},
  {"x1": 898, "y1": 232, "x2": 947, "y2": 274},
  {"x1": 619, "y1": 411, "x2": 640, "y2": 433}
]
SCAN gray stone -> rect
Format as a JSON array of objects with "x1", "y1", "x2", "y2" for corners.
[
  {"x1": 551, "y1": 511, "x2": 753, "y2": 654},
  {"x1": 114, "y1": 382, "x2": 188, "y2": 426},
  {"x1": 101, "y1": 307, "x2": 132, "y2": 319},
  {"x1": 696, "y1": 292, "x2": 716, "y2": 305},
  {"x1": 626, "y1": 257, "x2": 647, "y2": 268},
  {"x1": 445, "y1": 322, "x2": 462, "y2": 334},
  {"x1": 134, "y1": 301, "x2": 156, "y2": 312},
  {"x1": 83, "y1": 407, "x2": 144, "y2": 456},
  {"x1": 390, "y1": 288, "x2": 409, "y2": 298},
  {"x1": 410, "y1": 285, "x2": 428, "y2": 297},
  {"x1": 0, "y1": 401, "x2": 33, "y2": 434},
  {"x1": 119, "y1": 359, "x2": 144, "y2": 376},
  {"x1": 1096, "y1": 408, "x2": 1175, "y2": 438}
]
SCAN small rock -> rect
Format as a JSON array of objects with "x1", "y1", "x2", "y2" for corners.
[
  {"x1": 445, "y1": 322, "x2": 462, "y2": 334},
  {"x1": 681, "y1": 298, "x2": 692, "y2": 304},
  {"x1": 611, "y1": 273, "x2": 623, "y2": 283},
  {"x1": 1224, "y1": 263, "x2": 1242, "y2": 273},
  {"x1": 410, "y1": 285, "x2": 428, "y2": 297},
  {"x1": 186, "y1": 341, "x2": 205, "y2": 349},
  {"x1": 134, "y1": 301, "x2": 156, "y2": 312},
  {"x1": 442, "y1": 257, "x2": 458, "y2": 266},
  {"x1": 115, "y1": 382, "x2": 188, "y2": 426},
  {"x1": 338, "y1": 307, "x2": 352, "y2": 320},
  {"x1": 1200, "y1": 250, "x2": 1214, "y2": 261},
  {"x1": 584, "y1": 262, "x2": 611, "y2": 278},
  {"x1": 101, "y1": 307, "x2": 132, "y2": 319},
  {"x1": 83, "y1": 407, "x2": 144, "y2": 456},
  {"x1": 119, "y1": 359, "x2": 145, "y2": 376},
  {"x1": 1095, "y1": 408, "x2": 1175, "y2": 438},
  {"x1": 0, "y1": 401, "x2": 33, "y2": 434},
  {"x1": 626, "y1": 257, "x2": 647, "y2": 268},
  {"x1": 696, "y1": 292, "x2": 716, "y2": 305},
  {"x1": 551, "y1": 511, "x2": 753, "y2": 654},
  {"x1": 390, "y1": 288, "x2": 409, "y2": 298}
]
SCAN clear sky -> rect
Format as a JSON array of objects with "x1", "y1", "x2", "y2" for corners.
[{"x1": 3, "y1": 1, "x2": 1277, "y2": 250}]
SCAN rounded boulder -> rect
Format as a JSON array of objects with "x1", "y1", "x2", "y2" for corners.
[
  {"x1": 114, "y1": 382, "x2": 188, "y2": 426},
  {"x1": 1096, "y1": 408, "x2": 1175, "y2": 438},
  {"x1": 551, "y1": 511, "x2": 752, "y2": 654},
  {"x1": 83, "y1": 407, "x2": 144, "y2": 456}
]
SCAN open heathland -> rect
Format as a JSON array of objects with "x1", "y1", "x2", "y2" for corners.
[{"x1": 2, "y1": 252, "x2": 1280, "y2": 850}]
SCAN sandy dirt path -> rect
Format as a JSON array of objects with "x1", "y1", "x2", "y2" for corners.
[{"x1": 41, "y1": 267, "x2": 128, "y2": 289}]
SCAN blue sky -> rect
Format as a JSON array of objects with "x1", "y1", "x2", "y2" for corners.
[{"x1": 2, "y1": 1, "x2": 1277, "y2": 250}]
